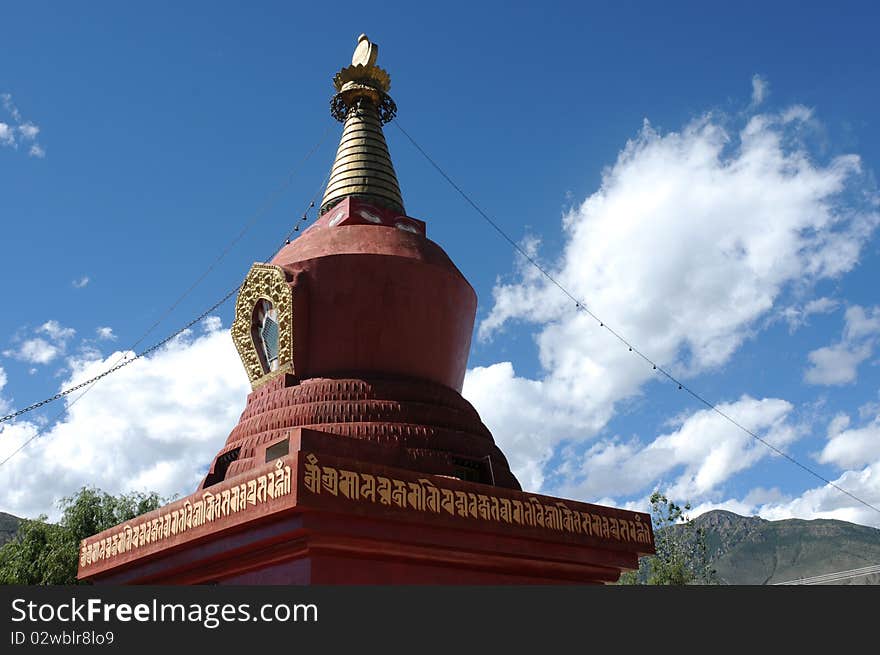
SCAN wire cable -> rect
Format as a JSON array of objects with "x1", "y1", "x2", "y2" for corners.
[
  {"x1": 0, "y1": 141, "x2": 335, "y2": 469},
  {"x1": 393, "y1": 119, "x2": 880, "y2": 519},
  {"x1": 774, "y1": 563, "x2": 880, "y2": 585},
  {"x1": 0, "y1": 285, "x2": 239, "y2": 468},
  {"x1": 0, "y1": 125, "x2": 333, "y2": 426},
  {"x1": 277, "y1": 160, "x2": 335, "y2": 248},
  {"x1": 123, "y1": 122, "x2": 333, "y2": 355}
]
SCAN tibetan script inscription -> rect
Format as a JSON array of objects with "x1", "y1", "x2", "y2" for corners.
[
  {"x1": 79, "y1": 459, "x2": 292, "y2": 569},
  {"x1": 301, "y1": 453, "x2": 651, "y2": 545}
]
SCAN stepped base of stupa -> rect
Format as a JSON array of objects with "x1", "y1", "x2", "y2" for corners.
[{"x1": 79, "y1": 429, "x2": 653, "y2": 584}]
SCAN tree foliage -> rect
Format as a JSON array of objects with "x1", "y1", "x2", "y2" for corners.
[
  {"x1": 0, "y1": 487, "x2": 164, "y2": 585},
  {"x1": 618, "y1": 491, "x2": 717, "y2": 585}
]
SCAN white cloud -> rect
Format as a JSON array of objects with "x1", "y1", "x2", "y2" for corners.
[
  {"x1": 615, "y1": 406, "x2": 880, "y2": 529},
  {"x1": 202, "y1": 316, "x2": 223, "y2": 333},
  {"x1": 751, "y1": 74, "x2": 769, "y2": 106},
  {"x1": 463, "y1": 362, "x2": 599, "y2": 491},
  {"x1": 781, "y1": 105, "x2": 813, "y2": 124},
  {"x1": 683, "y1": 497, "x2": 762, "y2": 520},
  {"x1": 858, "y1": 396, "x2": 880, "y2": 421},
  {"x1": 844, "y1": 305, "x2": 880, "y2": 340},
  {"x1": 804, "y1": 305, "x2": 880, "y2": 385},
  {"x1": 3, "y1": 320, "x2": 76, "y2": 365},
  {"x1": 0, "y1": 322, "x2": 250, "y2": 520},
  {"x1": 741, "y1": 486, "x2": 787, "y2": 506},
  {"x1": 466, "y1": 99, "x2": 879, "y2": 496},
  {"x1": 0, "y1": 366, "x2": 8, "y2": 414},
  {"x1": 827, "y1": 412, "x2": 851, "y2": 437},
  {"x1": 72, "y1": 276, "x2": 90, "y2": 289},
  {"x1": 780, "y1": 296, "x2": 839, "y2": 332},
  {"x1": 804, "y1": 343, "x2": 871, "y2": 385},
  {"x1": 0, "y1": 93, "x2": 45, "y2": 157},
  {"x1": 0, "y1": 123, "x2": 14, "y2": 147},
  {"x1": 697, "y1": 461, "x2": 880, "y2": 529},
  {"x1": 11, "y1": 338, "x2": 63, "y2": 365},
  {"x1": 18, "y1": 122, "x2": 39, "y2": 140},
  {"x1": 820, "y1": 411, "x2": 880, "y2": 469},
  {"x1": 805, "y1": 297, "x2": 839, "y2": 316},
  {"x1": 556, "y1": 396, "x2": 798, "y2": 502},
  {"x1": 96, "y1": 327, "x2": 116, "y2": 341},
  {"x1": 1, "y1": 93, "x2": 21, "y2": 122},
  {"x1": 759, "y1": 465, "x2": 880, "y2": 528},
  {"x1": 39, "y1": 320, "x2": 75, "y2": 342}
]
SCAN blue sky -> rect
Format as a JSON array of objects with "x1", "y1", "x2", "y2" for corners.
[{"x1": 2, "y1": 1, "x2": 880, "y2": 527}]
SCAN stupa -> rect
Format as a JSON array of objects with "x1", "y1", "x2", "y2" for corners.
[{"x1": 78, "y1": 35, "x2": 654, "y2": 584}]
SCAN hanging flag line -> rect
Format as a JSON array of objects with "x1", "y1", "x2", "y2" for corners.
[
  {"x1": 392, "y1": 119, "x2": 880, "y2": 519},
  {"x1": 0, "y1": 125, "x2": 333, "y2": 427},
  {"x1": 0, "y1": 127, "x2": 336, "y2": 469}
]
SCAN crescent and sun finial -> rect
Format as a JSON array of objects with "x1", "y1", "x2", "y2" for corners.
[
  {"x1": 329, "y1": 33, "x2": 396, "y2": 124},
  {"x1": 352, "y1": 33, "x2": 378, "y2": 67}
]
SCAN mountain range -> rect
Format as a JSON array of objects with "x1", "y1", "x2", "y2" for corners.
[{"x1": 683, "y1": 510, "x2": 880, "y2": 584}]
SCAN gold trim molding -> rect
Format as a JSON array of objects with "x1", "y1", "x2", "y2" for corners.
[{"x1": 231, "y1": 263, "x2": 294, "y2": 388}]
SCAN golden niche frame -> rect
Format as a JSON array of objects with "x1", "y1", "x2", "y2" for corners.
[{"x1": 231, "y1": 263, "x2": 294, "y2": 388}]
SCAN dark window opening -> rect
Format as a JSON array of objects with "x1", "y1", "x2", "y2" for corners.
[
  {"x1": 204, "y1": 447, "x2": 241, "y2": 488},
  {"x1": 451, "y1": 456, "x2": 486, "y2": 484},
  {"x1": 265, "y1": 437, "x2": 290, "y2": 463}
]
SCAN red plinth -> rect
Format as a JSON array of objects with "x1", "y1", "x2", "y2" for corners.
[{"x1": 78, "y1": 430, "x2": 654, "y2": 585}]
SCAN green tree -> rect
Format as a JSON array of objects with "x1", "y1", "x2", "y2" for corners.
[
  {"x1": 618, "y1": 491, "x2": 717, "y2": 585},
  {"x1": 0, "y1": 487, "x2": 165, "y2": 585}
]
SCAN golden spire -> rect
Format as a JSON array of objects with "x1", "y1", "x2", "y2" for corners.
[{"x1": 320, "y1": 34, "x2": 405, "y2": 216}]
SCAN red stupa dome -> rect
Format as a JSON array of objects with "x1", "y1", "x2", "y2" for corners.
[{"x1": 200, "y1": 35, "x2": 520, "y2": 492}]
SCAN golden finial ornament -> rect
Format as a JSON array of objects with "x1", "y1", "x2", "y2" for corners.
[
  {"x1": 351, "y1": 33, "x2": 378, "y2": 67},
  {"x1": 329, "y1": 33, "x2": 396, "y2": 123},
  {"x1": 320, "y1": 34, "x2": 405, "y2": 215}
]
